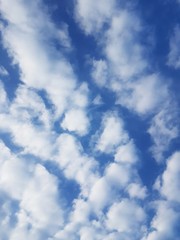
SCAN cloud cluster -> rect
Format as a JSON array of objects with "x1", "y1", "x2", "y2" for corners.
[
  {"x1": 0, "y1": 0, "x2": 179, "y2": 239},
  {"x1": 76, "y1": 0, "x2": 179, "y2": 161}
]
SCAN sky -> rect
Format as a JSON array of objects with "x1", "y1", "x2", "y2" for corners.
[{"x1": 0, "y1": 0, "x2": 180, "y2": 239}]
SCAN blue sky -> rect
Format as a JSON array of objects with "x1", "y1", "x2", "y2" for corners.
[{"x1": 0, "y1": 0, "x2": 180, "y2": 239}]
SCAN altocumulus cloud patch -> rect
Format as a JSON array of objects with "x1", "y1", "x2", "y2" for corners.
[{"x1": 0, "y1": 0, "x2": 180, "y2": 239}]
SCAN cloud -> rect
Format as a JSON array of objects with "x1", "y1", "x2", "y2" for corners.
[
  {"x1": 0, "y1": 66, "x2": 9, "y2": 76},
  {"x1": 0, "y1": 1, "x2": 179, "y2": 240},
  {"x1": 94, "y1": 112, "x2": 129, "y2": 153},
  {"x1": 74, "y1": 0, "x2": 116, "y2": 34},
  {"x1": 167, "y1": 25, "x2": 180, "y2": 69},
  {"x1": 146, "y1": 151, "x2": 180, "y2": 240},
  {"x1": 0, "y1": 81, "x2": 9, "y2": 112},
  {"x1": 91, "y1": 59, "x2": 108, "y2": 87},
  {"x1": 0, "y1": 0, "x2": 78, "y2": 118},
  {"x1": 55, "y1": 133, "x2": 99, "y2": 196},
  {"x1": 127, "y1": 183, "x2": 147, "y2": 199},
  {"x1": 104, "y1": 10, "x2": 147, "y2": 80},
  {"x1": 146, "y1": 201, "x2": 180, "y2": 240},
  {"x1": 106, "y1": 199, "x2": 146, "y2": 236},
  {"x1": 0, "y1": 113, "x2": 55, "y2": 159},
  {"x1": 115, "y1": 140, "x2": 139, "y2": 164},
  {"x1": 61, "y1": 108, "x2": 90, "y2": 136},
  {"x1": 116, "y1": 74, "x2": 169, "y2": 115},
  {"x1": 148, "y1": 105, "x2": 179, "y2": 162},
  {"x1": 10, "y1": 84, "x2": 52, "y2": 129},
  {"x1": 159, "y1": 152, "x2": 180, "y2": 203},
  {"x1": 0, "y1": 141, "x2": 64, "y2": 240}
]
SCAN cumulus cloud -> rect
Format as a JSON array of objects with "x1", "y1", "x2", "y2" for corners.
[
  {"x1": 105, "y1": 10, "x2": 147, "y2": 80},
  {"x1": 0, "y1": 141, "x2": 64, "y2": 240},
  {"x1": 159, "y1": 152, "x2": 180, "y2": 203},
  {"x1": 61, "y1": 108, "x2": 90, "y2": 136},
  {"x1": 0, "y1": 0, "x2": 78, "y2": 118},
  {"x1": 74, "y1": 0, "x2": 116, "y2": 34},
  {"x1": 127, "y1": 183, "x2": 147, "y2": 199},
  {"x1": 117, "y1": 74, "x2": 169, "y2": 115},
  {"x1": 55, "y1": 133, "x2": 99, "y2": 196},
  {"x1": 115, "y1": 140, "x2": 139, "y2": 164},
  {"x1": 146, "y1": 151, "x2": 180, "y2": 240},
  {"x1": 95, "y1": 112, "x2": 129, "y2": 153},
  {"x1": 148, "y1": 105, "x2": 179, "y2": 162},
  {"x1": 91, "y1": 59, "x2": 108, "y2": 87},
  {"x1": 106, "y1": 199, "x2": 146, "y2": 236},
  {"x1": 0, "y1": 0, "x2": 179, "y2": 240},
  {"x1": 146, "y1": 201, "x2": 180, "y2": 240}
]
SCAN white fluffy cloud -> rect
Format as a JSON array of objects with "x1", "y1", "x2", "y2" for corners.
[
  {"x1": 148, "y1": 105, "x2": 179, "y2": 162},
  {"x1": 127, "y1": 183, "x2": 147, "y2": 199},
  {"x1": 105, "y1": 11, "x2": 147, "y2": 80},
  {"x1": 160, "y1": 152, "x2": 180, "y2": 203},
  {"x1": 61, "y1": 108, "x2": 90, "y2": 136},
  {"x1": 106, "y1": 199, "x2": 146, "y2": 236},
  {"x1": 91, "y1": 59, "x2": 108, "y2": 87},
  {"x1": 95, "y1": 112, "x2": 129, "y2": 153},
  {"x1": 117, "y1": 74, "x2": 168, "y2": 115},
  {"x1": 146, "y1": 201, "x2": 180, "y2": 240},
  {"x1": 0, "y1": 0, "x2": 78, "y2": 118},
  {"x1": 0, "y1": 1, "x2": 179, "y2": 240},
  {"x1": 115, "y1": 140, "x2": 138, "y2": 164},
  {"x1": 0, "y1": 141, "x2": 64, "y2": 240},
  {"x1": 75, "y1": 0, "x2": 116, "y2": 34},
  {"x1": 55, "y1": 133, "x2": 99, "y2": 196},
  {"x1": 146, "y1": 151, "x2": 180, "y2": 240}
]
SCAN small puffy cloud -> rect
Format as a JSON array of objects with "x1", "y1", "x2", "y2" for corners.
[
  {"x1": 61, "y1": 108, "x2": 90, "y2": 136},
  {"x1": 71, "y1": 83, "x2": 89, "y2": 109},
  {"x1": 91, "y1": 59, "x2": 108, "y2": 87},
  {"x1": 8, "y1": 164, "x2": 64, "y2": 240},
  {"x1": 146, "y1": 201, "x2": 180, "y2": 240},
  {"x1": 89, "y1": 160, "x2": 138, "y2": 212},
  {"x1": 160, "y1": 152, "x2": 180, "y2": 203},
  {"x1": 146, "y1": 152, "x2": 180, "y2": 240},
  {"x1": 74, "y1": 0, "x2": 116, "y2": 34},
  {"x1": 10, "y1": 84, "x2": 52, "y2": 129},
  {"x1": 0, "y1": 157, "x2": 33, "y2": 200},
  {"x1": 95, "y1": 112, "x2": 129, "y2": 153},
  {"x1": 105, "y1": 162, "x2": 132, "y2": 187},
  {"x1": 106, "y1": 199, "x2": 146, "y2": 236},
  {"x1": 89, "y1": 177, "x2": 113, "y2": 211},
  {"x1": 0, "y1": 140, "x2": 34, "y2": 200},
  {"x1": 70, "y1": 198, "x2": 91, "y2": 224},
  {"x1": 117, "y1": 74, "x2": 168, "y2": 115},
  {"x1": 55, "y1": 134, "x2": 99, "y2": 196},
  {"x1": 105, "y1": 11, "x2": 146, "y2": 79},
  {"x1": 0, "y1": 142, "x2": 64, "y2": 239},
  {"x1": 148, "y1": 105, "x2": 179, "y2": 162},
  {"x1": 167, "y1": 25, "x2": 180, "y2": 69},
  {"x1": 0, "y1": 114, "x2": 55, "y2": 160},
  {"x1": 115, "y1": 140, "x2": 138, "y2": 164},
  {"x1": 19, "y1": 164, "x2": 64, "y2": 231},
  {"x1": 127, "y1": 183, "x2": 147, "y2": 199}
]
